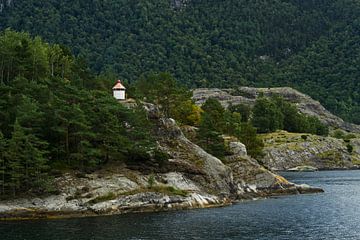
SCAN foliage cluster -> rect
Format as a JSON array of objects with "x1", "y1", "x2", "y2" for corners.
[
  {"x1": 134, "y1": 72, "x2": 202, "y2": 126},
  {"x1": 197, "y1": 98, "x2": 264, "y2": 159},
  {"x1": 252, "y1": 96, "x2": 329, "y2": 136}
]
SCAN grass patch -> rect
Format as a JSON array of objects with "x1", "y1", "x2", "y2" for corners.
[{"x1": 87, "y1": 185, "x2": 189, "y2": 205}]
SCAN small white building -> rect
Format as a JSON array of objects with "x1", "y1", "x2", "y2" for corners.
[{"x1": 112, "y1": 80, "x2": 126, "y2": 100}]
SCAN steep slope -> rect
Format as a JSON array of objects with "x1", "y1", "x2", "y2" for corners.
[{"x1": 1, "y1": 0, "x2": 359, "y2": 123}]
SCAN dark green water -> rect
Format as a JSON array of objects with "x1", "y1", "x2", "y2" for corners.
[{"x1": 1, "y1": 170, "x2": 360, "y2": 240}]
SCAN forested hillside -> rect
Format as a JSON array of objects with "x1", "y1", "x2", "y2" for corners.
[
  {"x1": 0, "y1": 0, "x2": 359, "y2": 123},
  {"x1": 0, "y1": 30, "x2": 156, "y2": 196}
]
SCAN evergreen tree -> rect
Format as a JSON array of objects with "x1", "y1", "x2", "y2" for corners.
[
  {"x1": 252, "y1": 97, "x2": 284, "y2": 133},
  {"x1": 223, "y1": 111, "x2": 242, "y2": 135},
  {"x1": 134, "y1": 72, "x2": 192, "y2": 119},
  {"x1": 235, "y1": 123, "x2": 264, "y2": 158},
  {"x1": 229, "y1": 104, "x2": 252, "y2": 122},
  {"x1": 197, "y1": 112, "x2": 226, "y2": 159},
  {"x1": 15, "y1": 95, "x2": 44, "y2": 136},
  {"x1": 5, "y1": 121, "x2": 48, "y2": 195},
  {"x1": 1, "y1": 2, "x2": 360, "y2": 123},
  {"x1": 201, "y1": 98, "x2": 226, "y2": 133}
]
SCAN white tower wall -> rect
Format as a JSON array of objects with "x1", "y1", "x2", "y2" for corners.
[{"x1": 113, "y1": 89, "x2": 126, "y2": 100}]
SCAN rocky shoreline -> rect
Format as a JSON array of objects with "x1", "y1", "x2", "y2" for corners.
[
  {"x1": 0, "y1": 182, "x2": 323, "y2": 221},
  {"x1": 0, "y1": 98, "x2": 335, "y2": 221}
]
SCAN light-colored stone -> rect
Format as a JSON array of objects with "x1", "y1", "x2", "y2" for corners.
[
  {"x1": 288, "y1": 166, "x2": 318, "y2": 172},
  {"x1": 228, "y1": 142, "x2": 247, "y2": 157}
]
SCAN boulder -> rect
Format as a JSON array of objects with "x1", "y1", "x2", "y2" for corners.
[{"x1": 228, "y1": 142, "x2": 247, "y2": 157}]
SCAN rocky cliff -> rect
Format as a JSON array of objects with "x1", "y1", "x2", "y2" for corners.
[
  {"x1": 193, "y1": 88, "x2": 360, "y2": 133},
  {"x1": 261, "y1": 131, "x2": 360, "y2": 171},
  {"x1": 0, "y1": 102, "x2": 321, "y2": 220}
]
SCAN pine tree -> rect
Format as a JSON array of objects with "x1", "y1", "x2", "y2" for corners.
[
  {"x1": 235, "y1": 123, "x2": 264, "y2": 158},
  {"x1": 134, "y1": 72, "x2": 192, "y2": 118},
  {"x1": 6, "y1": 120, "x2": 48, "y2": 196},
  {"x1": 6, "y1": 121, "x2": 26, "y2": 196},
  {"x1": 229, "y1": 104, "x2": 251, "y2": 122},
  {"x1": 252, "y1": 97, "x2": 284, "y2": 133},
  {"x1": 197, "y1": 112, "x2": 226, "y2": 159},
  {"x1": 15, "y1": 95, "x2": 44, "y2": 136},
  {"x1": 201, "y1": 98, "x2": 226, "y2": 132}
]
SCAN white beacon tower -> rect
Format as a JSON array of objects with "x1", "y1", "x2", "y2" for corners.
[{"x1": 112, "y1": 80, "x2": 126, "y2": 100}]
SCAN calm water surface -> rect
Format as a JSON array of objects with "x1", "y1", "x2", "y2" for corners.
[{"x1": 1, "y1": 170, "x2": 360, "y2": 240}]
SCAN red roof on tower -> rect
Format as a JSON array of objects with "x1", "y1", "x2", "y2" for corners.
[{"x1": 112, "y1": 80, "x2": 126, "y2": 90}]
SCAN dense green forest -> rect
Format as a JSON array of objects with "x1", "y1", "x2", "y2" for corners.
[
  {"x1": 0, "y1": 29, "x2": 328, "y2": 197},
  {"x1": 1, "y1": 0, "x2": 359, "y2": 123},
  {"x1": 0, "y1": 30, "x2": 156, "y2": 196}
]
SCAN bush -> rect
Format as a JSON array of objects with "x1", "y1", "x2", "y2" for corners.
[
  {"x1": 332, "y1": 129, "x2": 346, "y2": 139},
  {"x1": 154, "y1": 150, "x2": 169, "y2": 167},
  {"x1": 252, "y1": 97, "x2": 284, "y2": 133}
]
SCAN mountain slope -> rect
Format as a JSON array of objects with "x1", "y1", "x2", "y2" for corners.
[{"x1": 0, "y1": 0, "x2": 359, "y2": 123}]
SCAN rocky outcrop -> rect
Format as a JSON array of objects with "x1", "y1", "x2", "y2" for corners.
[
  {"x1": 260, "y1": 131, "x2": 360, "y2": 171},
  {"x1": 0, "y1": 103, "x2": 323, "y2": 220},
  {"x1": 224, "y1": 139, "x2": 322, "y2": 197},
  {"x1": 155, "y1": 117, "x2": 234, "y2": 196},
  {"x1": 0, "y1": 171, "x2": 227, "y2": 220},
  {"x1": 193, "y1": 88, "x2": 360, "y2": 133}
]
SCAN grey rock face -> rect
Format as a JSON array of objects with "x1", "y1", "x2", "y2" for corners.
[
  {"x1": 228, "y1": 142, "x2": 247, "y2": 157},
  {"x1": 261, "y1": 131, "x2": 358, "y2": 171},
  {"x1": 154, "y1": 113, "x2": 234, "y2": 195},
  {"x1": 224, "y1": 141, "x2": 294, "y2": 196},
  {"x1": 351, "y1": 139, "x2": 360, "y2": 155}
]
